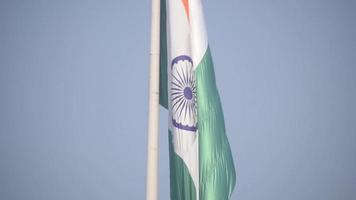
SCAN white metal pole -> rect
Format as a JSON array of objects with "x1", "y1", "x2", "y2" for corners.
[{"x1": 146, "y1": 0, "x2": 160, "y2": 199}]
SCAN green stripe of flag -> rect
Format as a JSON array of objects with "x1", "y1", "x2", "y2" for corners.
[
  {"x1": 196, "y1": 47, "x2": 236, "y2": 200},
  {"x1": 168, "y1": 130, "x2": 197, "y2": 200}
]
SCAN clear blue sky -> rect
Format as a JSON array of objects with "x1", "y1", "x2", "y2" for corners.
[{"x1": 0, "y1": 0, "x2": 356, "y2": 199}]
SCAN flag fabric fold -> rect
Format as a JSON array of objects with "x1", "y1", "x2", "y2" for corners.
[{"x1": 159, "y1": 0, "x2": 236, "y2": 199}]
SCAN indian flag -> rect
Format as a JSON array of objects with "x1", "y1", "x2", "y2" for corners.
[{"x1": 159, "y1": 0, "x2": 236, "y2": 199}]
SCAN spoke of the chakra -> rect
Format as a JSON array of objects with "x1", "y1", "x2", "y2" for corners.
[
  {"x1": 171, "y1": 87, "x2": 181, "y2": 91},
  {"x1": 189, "y1": 104, "x2": 195, "y2": 122},
  {"x1": 187, "y1": 68, "x2": 191, "y2": 86},
  {"x1": 190, "y1": 73, "x2": 195, "y2": 87},
  {"x1": 172, "y1": 73, "x2": 184, "y2": 87},
  {"x1": 173, "y1": 103, "x2": 182, "y2": 116},
  {"x1": 172, "y1": 93, "x2": 183, "y2": 107},
  {"x1": 172, "y1": 77, "x2": 183, "y2": 88},
  {"x1": 172, "y1": 95, "x2": 183, "y2": 104},
  {"x1": 188, "y1": 73, "x2": 192, "y2": 87},
  {"x1": 171, "y1": 89, "x2": 181, "y2": 95},
  {"x1": 184, "y1": 100, "x2": 189, "y2": 120},
  {"x1": 180, "y1": 64, "x2": 186, "y2": 85},
  {"x1": 178, "y1": 100, "x2": 187, "y2": 120},
  {"x1": 172, "y1": 98, "x2": 184, "y2": 113},
  {"x1": 187, "y1": 102, "x2": 191, "y2": 121},
  {"x1": 191, "y1": 104, "x2": 195, "y2": 122},
  {"x1": 178, "y1": 98, "x2": 187, "y2": 119},
  {"x1": 171, "y1": 91, "x2": 182, "y2": 96},
  {"x1": 176, "y1": 68, "x2": 186, "y2": 88},
  {"x1": 193, "y1": 104, "x2": 197, "y2": 122},
  {"x1": 172, "y1": 81, "x2": 183, "y2": 90},
  {"x1": 183, "y1": 65, "x2": 189, "y2": 85},
  {"x1": 179, "y1": 63, "x2": 187, "y2": 85},
  {"x1": 181, "y1": 65, "x2": 188, "y2": 86},
  {"x1": 171, "y1": 90, "x2": 183, "y2": 98},
  {"x1": 175, "y1": 97, "x2": 185, "y2": 116},
  {"x1": 172, "y1": 94, "x2": 184, "y2": 103},
  {"x1": 188, "y1": 100, "x2": 193, "y2": 120}
]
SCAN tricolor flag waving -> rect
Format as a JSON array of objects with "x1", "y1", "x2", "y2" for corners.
[{"x1": 158, "y1": 0, "x2": 236, "y2": 199}]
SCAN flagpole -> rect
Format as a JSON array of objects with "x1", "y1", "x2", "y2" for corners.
[{"x1": 146, "y1": 0, "x2": 160, "y2": 199}]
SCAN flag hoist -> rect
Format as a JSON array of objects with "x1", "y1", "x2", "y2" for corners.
[{"x1": 146, "y1": 0, "x2": 236, "y2": 199}]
